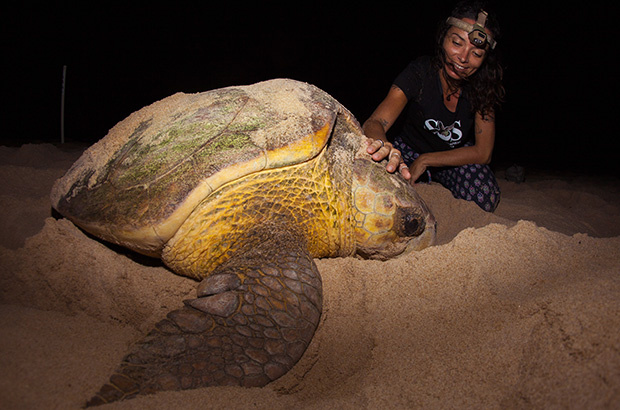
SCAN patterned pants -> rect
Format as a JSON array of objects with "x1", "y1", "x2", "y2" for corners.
[{"x1": 393, "y1": 136, "x2": 501, "y2": 212}]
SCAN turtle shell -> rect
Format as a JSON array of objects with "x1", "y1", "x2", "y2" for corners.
[{"x1": 51, "y1": 79, "x2": 346, "y2": 256}]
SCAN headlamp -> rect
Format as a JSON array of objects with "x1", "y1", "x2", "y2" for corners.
[{"x1": 446, "y1": 10, "x2": 497, "y2": 50}]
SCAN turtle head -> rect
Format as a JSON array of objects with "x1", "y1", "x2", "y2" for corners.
[{"x1": 351, "y1": 157, "x2": 436, "y2": 260}]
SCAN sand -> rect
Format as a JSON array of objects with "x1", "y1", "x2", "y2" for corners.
[{"x1": 1, "y1": 143, "x2": 619, "y2": 409}]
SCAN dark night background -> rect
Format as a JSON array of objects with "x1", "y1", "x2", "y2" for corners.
[{"x1": 2, "y1": 2, "x2": 616, "y2": 175}]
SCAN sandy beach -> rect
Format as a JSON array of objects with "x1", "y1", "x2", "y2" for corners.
[{"x1": 1, "y1": 142, "x2": 619, "y2": 409}]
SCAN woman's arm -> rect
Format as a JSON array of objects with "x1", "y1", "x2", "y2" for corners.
[
  {"x1": 362, "y1": 85, "x2": 409, "y2": 175},
  {"x1": 407, "y1": 111, "x2": 495, "y2": 182}
]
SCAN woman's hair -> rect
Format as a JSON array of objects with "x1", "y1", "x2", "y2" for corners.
[{"x1": 433, "y1": 1, "x2": 505, "y2": 118}]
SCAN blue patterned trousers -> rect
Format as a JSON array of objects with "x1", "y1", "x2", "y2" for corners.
[{"x1": 393, "y1": 136, "x2": 501, "y2": 212}]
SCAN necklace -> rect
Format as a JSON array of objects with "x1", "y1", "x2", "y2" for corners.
[
  {"x1": 440, "y1": 68, "x2": 462, "y2": 102},
  {"x1": 445, "y1": 89, "x2": 460, "y2": 101}
]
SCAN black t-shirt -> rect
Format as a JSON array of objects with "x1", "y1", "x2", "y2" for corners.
[{"x1": 393, "y1": 56, "x2": 475, "y2": 154}]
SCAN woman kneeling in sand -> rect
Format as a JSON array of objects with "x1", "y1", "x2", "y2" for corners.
[{"x1": 364, "y1": 1, "x2": 505, "y2": 212}]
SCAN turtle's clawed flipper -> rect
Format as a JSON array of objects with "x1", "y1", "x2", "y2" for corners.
[{"x1": 85, "y1": 229, "x2": 322, "y2": 407}]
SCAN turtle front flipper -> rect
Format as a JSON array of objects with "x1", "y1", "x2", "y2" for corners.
[{"x1": 85, "y1": 227, "x2": 322, "y2": 407}]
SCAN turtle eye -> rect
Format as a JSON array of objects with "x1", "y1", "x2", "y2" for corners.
[{"x1": 398, "y1": 210, "x2": 425, "y2": 237}]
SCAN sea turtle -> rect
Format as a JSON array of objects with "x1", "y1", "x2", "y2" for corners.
[{"x1": 51, "y1": 78, "x2": 436, "y2": 406}]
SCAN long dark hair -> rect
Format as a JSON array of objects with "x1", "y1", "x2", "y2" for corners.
[{"x1": 433, "y1": 1, "x2": 505, "y2": 119}]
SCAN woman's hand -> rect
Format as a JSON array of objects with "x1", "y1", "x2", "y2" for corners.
[
  {"x1": 407, "y1": 154, "x2": 428, "y2": 183},
  {"x1": 362, "y1": 85, "x2": 410, "y2": 178},
  {"x1": 366, "y1": 138, "x2": 412, "y2": 180}
]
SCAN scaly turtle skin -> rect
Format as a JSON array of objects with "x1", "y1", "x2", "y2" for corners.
[{"x1": 51, "y1": 79, "x2": 435, "y2": 406}]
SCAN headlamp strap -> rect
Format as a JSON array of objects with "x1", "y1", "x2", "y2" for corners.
[
  {"x1": 475, "y1": 10, "x2": 489, "y2": 31},
  {"x1": 446, "y1": 10, "x2": 497, "y2": 50}
]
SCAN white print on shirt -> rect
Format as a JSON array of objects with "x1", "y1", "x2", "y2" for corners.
[{"x1": 424, "y1": 119, "x2": 462, "y2": 147}]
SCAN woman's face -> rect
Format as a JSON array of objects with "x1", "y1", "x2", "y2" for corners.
[{"x1": 442, "y1": 18, "x2": 491, "y2": 80}]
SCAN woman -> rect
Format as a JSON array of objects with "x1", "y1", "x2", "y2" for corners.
[{"x1": 363, "y1": 1, "x2": 505, "y2": 212}]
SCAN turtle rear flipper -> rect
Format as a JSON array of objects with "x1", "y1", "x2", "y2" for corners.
[{"x1": 85, "y1": 226, "x2": 322, "y2": 407}]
